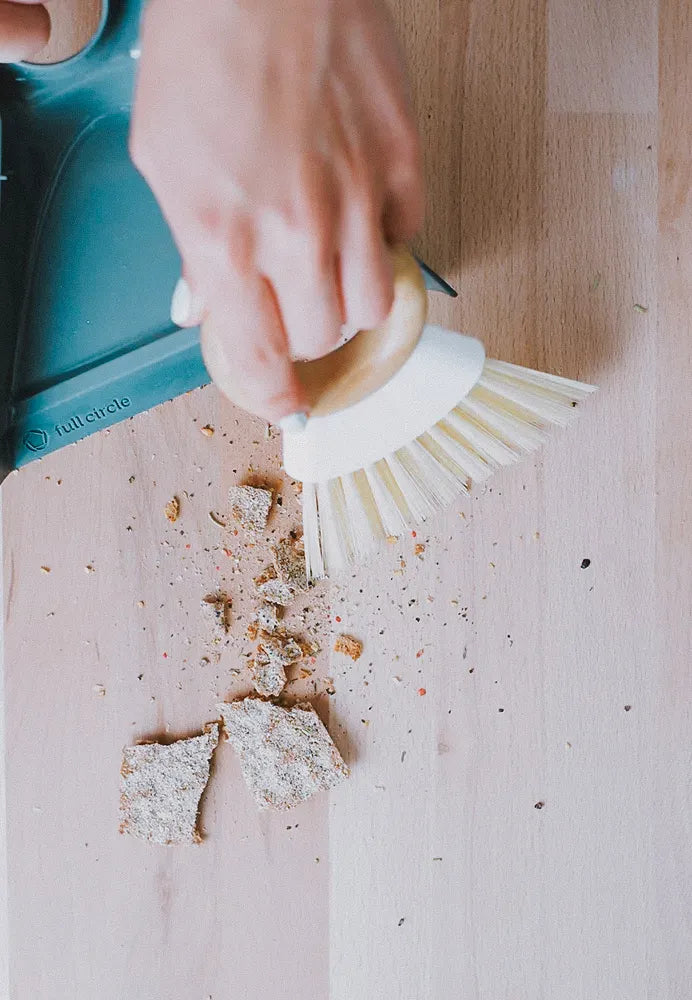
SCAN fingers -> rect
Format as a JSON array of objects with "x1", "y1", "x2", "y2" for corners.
[
  {"x1": 382, "y1": 139, "x2": 425, "y2": 244},
  {"x1": 199, "y1": 263, "x2": 307, "y2": 423},
  {"x1": 0, "y1": 1, "x2": 50, "y2": 62},
  {"x1": 339, "y1": 185, "x2": 394, "y2": 332}
]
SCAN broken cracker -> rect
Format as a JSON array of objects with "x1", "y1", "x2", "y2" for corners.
[
  {"x1": 250, "y1": 655, "x2": 287, "y2": 697},
  {"x1": 257, "y1": 602, "x2": 282, "y2": 633},
  {"x1": 119, "y1": 724, "x2": 219, "y2": 845},
  {"x1": 229, "y1": 485, "x2": 272, "y2": 534},
  {"x1": 218, "y1": 699, "x2": 349, "y2": 810},
  {"x1": 257, "y1": 633, "x2": 304, "y2": 668},
  {"x1": 202, "y1": 592, "x2": 232, "y2": 634},
  {"x1": 270, "y1": 536, "x2": 308, "y2": 593},
  {"x1": 246, "y1": 602, "x2": 283, "y2": 641},
  {"x1": 254, "y1": 566, "x2": 295, "y2": 606},
  {"x1": 334, "y1": 634, "x2": 362, "y2": 661},
  {"x1": 164, "y1": 497, "x2": 180, "y2": 522}
]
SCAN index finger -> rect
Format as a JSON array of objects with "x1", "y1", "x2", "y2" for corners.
[{"x1": 200, "y1": 266, "x2": 307, "y2": 423}]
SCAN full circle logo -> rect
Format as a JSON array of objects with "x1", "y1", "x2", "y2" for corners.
[{"x1": 23, "y1": 428, "x2": 49, "y2": 453}]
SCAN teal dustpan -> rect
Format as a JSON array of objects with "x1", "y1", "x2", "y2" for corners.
[{"x1": 0, "y1": 0, "x2": 455, "y2": 484}]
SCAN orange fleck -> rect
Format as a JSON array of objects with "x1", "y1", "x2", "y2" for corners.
[
  {"x1": 335, "y1": 615, "x2": 341, "y2": 623},
  {"x1": 223, "y1": 548, "x2": 232, "y2": 557},
  {"x1": 185, "y1": 543, "x2": 191, "y2": 550},
  {"x1": 411, "y1": 530, "x2": 417, "y2": 538},
  {"x1": 162, "y1": 652, "x2": 168, "y2": 659},
  {"x1": 418, "y1": 687, "x2": 427, "y2": 696},
  {"x1": 416, "y1": 649, "x2": 424, "y2": 658}
]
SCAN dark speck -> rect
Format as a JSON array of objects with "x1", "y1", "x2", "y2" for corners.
[
  {"x1": 624, "y1": 705, "x2": 632, "y2": 712},
  {"x1": 498, "y1": 707, "x2": 504, "y2": 713},
  {"x1": 534, "y1": 801, "x2": 545, "y2": 810},
  {"x1": 398, "y1": 917, "x2": 405, "y2": 927},
  {"x1": 581, "y1": 558, "x2": 591, "y2": 569}
]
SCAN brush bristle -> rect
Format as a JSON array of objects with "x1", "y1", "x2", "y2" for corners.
[{"x1": 301, "y1": 360, "x2": 596, "y2": 579}]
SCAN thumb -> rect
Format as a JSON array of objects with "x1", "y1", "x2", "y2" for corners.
[{"x1": 0, "y1": 2, "x2": 50, "y2": 62}]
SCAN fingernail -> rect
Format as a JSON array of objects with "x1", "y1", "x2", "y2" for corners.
[
  {"x1": 170, "y1": 278, "x2": 192, "y2": 325},
  {"x1": 170, "y1": 278, "x2": 204, "y2": 326}
]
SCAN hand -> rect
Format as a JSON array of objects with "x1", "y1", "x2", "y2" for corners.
[
  {"x1": 131, "y1": 0, "x2": 423, "y2": 421},
  {"x1": 0, "y1": 0, "x2": 49, "y2": 62}
]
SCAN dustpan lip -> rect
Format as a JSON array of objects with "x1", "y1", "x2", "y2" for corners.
[{"x1": 282, "y1": 325, "x2": 486, "y2": 483}]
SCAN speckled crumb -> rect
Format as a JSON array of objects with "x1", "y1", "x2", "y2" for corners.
[
  {"x1": 250, "y1": 633, "x2": 303, "y2": 697},
  {"x1": 229, "y1": 485, "x2": 272, "y2": 534},
  {"x1": 202, "y1": 592, "x2": 232, "y2": 634},
  {"x1": 164, "y1": 497, "x2": 180, "y2": 522},
  {"x1": 254, "y1": 566, "x2": 295, "y2": 606},
  {"x1": 334, "y1": 634, "x2": 363, "y2": 661},
  {"x1": 247, "y1": 602, "x2": 282, "y2": 640},
  {"x1": 250, "y1": 656, "x2": 287, "y2": 697},
  {"x1": 218, "y1": 699, "x2": 349, "y2": 810},
  {"x1": 257, "y1": 602, "x2": 282, "y2": 633},
  {"x1": 119, "y1": 724, "x2": 219, "y2": 845},
  {"x1": 271, "y1": 536, "x2": 308, "y2": 593}
]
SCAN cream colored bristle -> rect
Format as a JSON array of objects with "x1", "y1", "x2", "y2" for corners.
[{"x1": 300, "y1": 359, "x2": 595, "y2": 578}]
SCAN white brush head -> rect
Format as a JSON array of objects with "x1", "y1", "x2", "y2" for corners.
[
  {"x1": 281, "y1": 325, "x2": 596, "y2": 580},
  {"x1": 281, "y1": 326, "x2": 486, "y2": 482}
]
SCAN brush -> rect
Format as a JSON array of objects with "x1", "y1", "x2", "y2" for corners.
[{"x1": 251, "y1": 246, "x2": 596, "y2": 579}]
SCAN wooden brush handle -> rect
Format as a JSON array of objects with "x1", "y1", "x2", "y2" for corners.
[{"x1": 296, "y1": 245, "x2": 427, "y2": 417}]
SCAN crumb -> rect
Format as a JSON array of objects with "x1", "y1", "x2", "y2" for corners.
[
  {"x1": 229, "y1": 485, "x2": 273, "y2": 534},
  {"x1": 137, "y1": 600, "x2": 145, "y2": 608},
  {"x1": 202, "y1": 593, "x2": 232, "y2": 633},
  {"x1": 209, "y1": 511, "x2": 227, "y2": 527},
  {"x1": 414, "y1": 543, "x2": 425, "y2": 555},
  {"x1": 84, "y1": 564, "x2": 94, "y2": 573},
  {"x1": 334, "y1": 634, "x2": 362, "y2": 661},
  {"x1": 581, "y1": 558, "x2": 591, "y2": 569},
  {"x1": 534, "y1": 801, "x2": 545, "y2": 810},
  {"x1": 297, "y1": 636, "x2": 320, "y2": 658},
  {"x1": 200, "y1": 425, "x2": 214, "y2": 436},
  {"x1": 257, "y1": 633, "x2": 303, "y2": 669},
  {"x1": 164, "y1": 497, "x2": 180, "y2": 522},
  {"x1": 93, "y1": 684, "x2": 106, "y2": 696},
  {"x1": 271, "y1": 536, "x2": 308, "y2": 593},
  {"x1": 254, "y1": 566, "x2": 295, "y2": 606},
  {"x1": 386, "y1": 535, "x2": 398, "y2": 545},
  {"x1": 40, "y1": 566, "x2": 51, "y2": 574},
  {"x1": 633, "y1": 303, "x2": 648, "y2": 313},
  {"x1": 119, "y1": 724, "x2": 219, "y2": 845},
  {"x1": 250, "y1": 655, "x2": 287, "y2": 697},
  {"x1": 218, "y1": 700, "x2": 348, "y2": 810},
  {"x1": 246, "y1": 621, "x2": 260, "y2": 642},
  {"x1": 256, "y1": 602, "x2": 282, "y2": 634}
]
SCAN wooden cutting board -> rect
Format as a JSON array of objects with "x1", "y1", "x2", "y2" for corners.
[{"x1": 2, "y1": 1, "x2": 691, "y2": 998}]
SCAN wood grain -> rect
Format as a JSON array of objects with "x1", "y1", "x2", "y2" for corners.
[
  {"x1": 2, "y1": 0, "x2": 690, "y2": 998},
  {"x1": 28, "y1": 0, "x2": 102, "y2": 64}
]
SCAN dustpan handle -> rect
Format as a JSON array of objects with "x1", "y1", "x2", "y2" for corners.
[{"x1": 294, "y1": 244, "x2": 428, "y2": 417}]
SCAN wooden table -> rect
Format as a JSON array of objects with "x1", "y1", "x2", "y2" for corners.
[{"x1": 2, "y1": 1, "x2": 690, "y2": 997}]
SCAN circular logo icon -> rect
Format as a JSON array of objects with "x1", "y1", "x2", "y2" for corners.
[{"x1": 23, "y1": 428, "x2": 49, "y2": 453}]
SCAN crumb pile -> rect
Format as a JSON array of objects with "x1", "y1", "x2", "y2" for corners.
[{"x1": 120, "y1": 474, "x2": 361, "y2": 844}]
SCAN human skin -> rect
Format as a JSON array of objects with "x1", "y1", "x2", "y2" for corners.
[{"x1": 1, "y1": 0, "x2": 424, "y2": 421}]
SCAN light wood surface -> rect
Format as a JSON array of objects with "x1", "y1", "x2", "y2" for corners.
[
  {"x1": 27, "y1": 0, "x2": 102, "y2": 64},
  {"x1": 2, "y1": 1, "x2": 691, "y2": 998}
]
